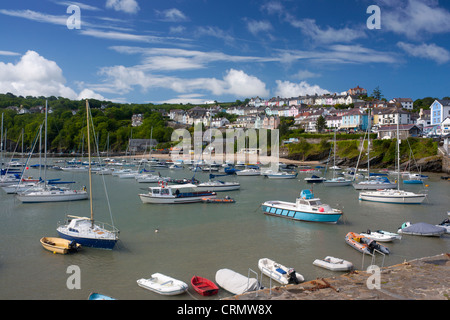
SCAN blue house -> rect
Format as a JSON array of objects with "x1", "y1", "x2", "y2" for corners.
[
  {"x1": 430, "y1": 99, "x2": 450, "y2": 126},
  {"x1": 341, "y1": 108, "x2": 369, "y2": 131}
]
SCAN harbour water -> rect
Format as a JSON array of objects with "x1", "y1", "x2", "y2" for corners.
[{"x1": 0, "y1": 161, "x2": 449, "y2": 300}]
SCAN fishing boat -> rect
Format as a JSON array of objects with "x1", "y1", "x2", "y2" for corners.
[
  {"x1": 304, "y1": 175, "x2": 326, "y2": 183},
  {"x1": 137, "y1": 273, "x2": 188, "y2": 296},
  {"x1": 345, "y1": 232, "x2": 390, "y2": 255},
  {"x1": 191, "y1": 276, "x2": 219, "y2": 296},
  {"x1": 397, "y1": 222, "x2": 446, "y2": 237},
  {"x1": 262, "y1": 189, "x2": 343, "y2": 224},
  {"x1": 88, "y1": 292, "x2": 116, "y2": 300},
  {"x1": 312, "y1": 256, "x2": 353, "y2": 271},
  {"x1": 257, "y1": 258, "x2": 304, "y2": 285},
  {"x1": 359, "y1": 230, "x2": 398, "y2": 242},
  {"x1": 56, "y1": 100, "x2": 120, "y2": 250},
  {"x1": 215, "y1": 269, "x2": 260, "y2": 295},
  {"x1": 40, "y1": 237, "x2": 81, "y2": 254},
  {"x1": 139, "y1": 183, "x2": 216, "y2": 204},
  {"x1": 201, "y1": 196, "x2": 235, "y2": 203}
]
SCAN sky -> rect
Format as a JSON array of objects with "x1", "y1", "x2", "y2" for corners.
[{"x1": 0, "y1": 0, "x2": 449, "y2": 105}]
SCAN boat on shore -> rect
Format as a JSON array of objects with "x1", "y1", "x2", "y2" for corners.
[
  {"x1": 40, "y1": 237, "x2": 81, "y2": 254},
  {"x1": 262, "y1": 189, "x2": 343, "y2": 224},
  {"x1": 312, "y1": 256, "x2": 353, "y2": 271},
  {"x1": 137, "y1": 273, "x2": 188, "y2": 296},
  {"x1": 258, "y1": 258, "x2": 304, "y2": 285},
  {"x1": 215, "y1": 268, "x2": 260, "y2": 295},
  {"x1": 191, "y1": 276, "x2": 219, "y2": 296},
  {"x1": 139, "y1": 183, "x2": 216, "y2": 204}
]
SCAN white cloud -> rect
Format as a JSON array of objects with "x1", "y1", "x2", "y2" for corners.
[
  {"x1": 246, "y1": 20, "x2": 273, "y2": 36},
  {"x1": 156, "y1": 8, "x2": 188, "y2": 22},
  {"x1": 275, "y1": 80, "x2": 329, "y2": 98},
  {"x1": 380, "y1": 0, "x2": 450, "y2": 39},
  {"x1": 77, "y1": 88, "x2": 106, "y2": 100},
  {"x1": 0, "y1": 51, "x2": 20, "y2": 56},
  {"x1": 105, "y1": 0, "x2": 140, "y2": 14},
  {"x1": 397, "y1": 41, "x2": 450, "y2": 64}
]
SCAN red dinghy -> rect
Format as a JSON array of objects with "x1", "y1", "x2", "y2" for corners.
[{"x1": 191, "y1": 276, "x2": 219, "y2": 296}]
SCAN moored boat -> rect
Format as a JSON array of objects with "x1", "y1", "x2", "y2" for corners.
[
  {"x1": 262, "y1": 189, "x2": 343, "y2": 224},
  {"x1": 257, "y1": 258, "x2": 304, "y2": 285},
  {"x1": 304, "y1": 175, "x2": 326, "y2": 183},
  {"x1": 201, "y1": 196, "x2": 235, "y2": 203},
  {"x1": 40, "y1": 237, "x2": 81, "y2": 254},
  {"x1": 137, "y1": 273, "x2": 188, "y2": 296},
  {"x1": 345, "y1": 232, "x2": 390, "y2": 255},
  {"x1": 139, "y1": 183, "x2": 216, "y2": 204},
  {"x1": 312, "y1": 256, "x2": 353, "y2": 271},
  {"x1": 215, "y1": 268, "x2": 260, "y2": 295},
  {"x1": 359, "y1": 230, "x2": 399, "y2": 242},
  {"x1": 397, "y1": 222, "x2": 446, "y2": 237},
  {"x1": 191, "y1": 276, "x2": 219, "y2": 296}
]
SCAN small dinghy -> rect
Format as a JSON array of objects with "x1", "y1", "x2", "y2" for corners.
[
  {"x1": 215, "y1": 268, "x2": 260, "y2": 295},
  {"x1": 398, "y1": 222, "x2": 446, "y2": 237},
  {"x1": 359, "y1": 229, "x2": 398, "y2": 242},
  {"x1": 40, "y1": 237, "x2": 81, "y2": 254},
  {"x1": 191, "y1": 276, "x2": 219, "y2": 296},
  {"x1": 345, "y1": 232, "x2": 390, "y2": 255},
  {"x1": 313, "y1": 256, "x2": 353, "y2": 271},
  {"x1": 137, "y1": 273, "x2": 188, "y2": 296},
  {"x1": 201, "y1": 196, "x2": 235, "y2": 203},
  {"x1": 258, "y1": 258, "x2": 304, "y2": 285},
  {"x1": 373, "y1": 229, "x2": 402, "y2": 240}
]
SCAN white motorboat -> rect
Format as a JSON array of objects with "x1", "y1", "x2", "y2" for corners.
[
  {"x1": 312, "y1": 256, "x2": 353, "y2": 271},
  {"x1": 236, "y1": 168, "x2": 261, "y2": 176},
  {"x1": 323, "y1": 176, "x2": 352, "y2": 186},
  {"x1": 258, "y1": 258, "x2": 304, "y2": 285},
  {"x1": 139, "y1": 183, "x2": 216, "y2": 204},
  {"x1": 196, "y1": 180, "x2": 240, "y2": 192},
  {"x1": 137, "y1": 273, "x2": 188, "y2": 296},
  {"x1": 262, "y1": 171, "x2": 298, "y2": 179},
  {"x1": 359, "y1": 230, "x2": 399, "y2": 242},
  {"x1": 135, "y1": 174, "x2": 169, "y2": 183},
  {"x1": 215, "y1": 268, "x2": 260, "y2": 295},
  {"x1": 372, "y1": 230, "x2": 402, "y2": 240}
]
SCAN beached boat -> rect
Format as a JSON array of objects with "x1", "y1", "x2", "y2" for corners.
[
  {"x1": 312, "y1": 256, "x2": 353, "y2": 271},
  {"x1": 262, "y1": 189, "x2": 343, "y2": 224},
  {"x1": 397, "y1": 222, "x2": 446, "y2": 237},
  {"x1": 137, "y1": 273, "x2": 188, "y2": 296},
  {"x1": 40, "y1": 237, "x2": 81, "y2": 254},
  {"x1": 257, "y1": 258, "x2": 304, "y2": 285},
  {"x1": 215, "y1": 268, "x2": 260, "y2": 295},
  {"x1": 359, "y1": 230, "x2": 398, "y2": 242},
  {"x1": 88, "y1": 292, "x2": 116, "y2": 300},
  {"x1": 139, "y1": 183, "x2": 216, "y2": 204},
  {"x1": 191, "y1": 276, "x2": 219, "y2": 296},
  {"x1": 345, "y1": 232, "x2": 390, "y2": 255}
]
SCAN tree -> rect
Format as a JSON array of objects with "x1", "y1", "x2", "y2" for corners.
[
  {"x1": 315, "y1": 115, "x2": 326, "y2": 133},
  {"x1": 371, "y1": 86, "x2": 383, "y2": 100}
]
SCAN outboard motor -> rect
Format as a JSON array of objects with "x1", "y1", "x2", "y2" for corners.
[{"x1": 287, "y1": 268, "x2": 299, "y2": 284}]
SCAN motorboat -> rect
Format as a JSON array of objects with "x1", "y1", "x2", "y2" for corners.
[
  {"x1": 372, "y1": 230, "x2": 402, "y2": 240},
  {"x1": 139, "y1": 183, "x2": 216, "y2": 204},
  {"x1": 137, "y1": 273, "x2": 188, "y2": 296},
  {"x1": 397, "y1": 222, "x2": 446, "y2": 237},
  {"x1": 312, "y1": 256, "x2": 353, "y2": 271},
  {"x1": 191, "y1": 276, "x2": 219, "y2": 296},
  {"x1": 323, "y1": 176, "x2": 352, "y2": 186},
  {"x1": 235, "y1": 168, "x2": 260, "y2": 176},
  {"x1": 436, "y1": 218, "x2": 450, "y2": 234},
  {"x1": 262, "y1": 171, "x2": 298, "y2": 179},
  {"x1": 262, "y1": 189, "x2": 342, "y2": 224},
  {"x1": 359, "y1": 230, "x2": 399, "y2": 242},
  {"x1": 196, "y1": 180, "x2": 240, "y2": 192},
  {"x1": 257, "y1": 258, "x2": 304, "y2": 285},
  {"x1": 345, "y1": 232, "x2": 390, "y2": 255},
  {"x1": 215, "y1": 269, "x2": 260, "y2": 295},
  {"x1": 40, "y1": 237, "x2": 81, "y2": 254}
]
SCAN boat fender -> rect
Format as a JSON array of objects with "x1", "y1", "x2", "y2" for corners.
[{"x1": 319, "y1": 207, "x2": 324, "y2": 212}]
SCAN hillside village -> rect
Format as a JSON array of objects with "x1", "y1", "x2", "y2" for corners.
[{"x1": 163, "y1": 86, "x2": 450, "y2": 140}]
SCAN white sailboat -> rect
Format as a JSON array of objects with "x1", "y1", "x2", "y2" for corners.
[
  {"x1": 324, "y1": 129, "x2": 351, "y2": 186},
  {"x1": 359, "y1": 114, "x2": 427, "y2": 204},
  {"x1": 16, "y1": 101, "x2": 88, "y2": 203},
  {"x1": 56, "y1": 100, "x2": 119, "y2": 249}
]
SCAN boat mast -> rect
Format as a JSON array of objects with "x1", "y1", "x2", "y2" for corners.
[
  {"x1": 44, "y1": 100, "x2": 48, "y2": 184},
  {"x1": 86, "y1": 99, "x2": 94, "y2": 225},
  {"x1": 397, "y1": 112, "x2": 400, "y2": 190}
]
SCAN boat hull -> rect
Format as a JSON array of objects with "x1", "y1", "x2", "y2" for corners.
[
  {"x1": 57, "y1": 231, "x2": 117, "y2": 250},
  {"x1": 262, "y1": 202, "x2": 342, "y2": 224},
  {"x1": 137, "y1": 274, "x2": 188, "y2": 296},
  {"x1": 358, "y1": 190, "x2": 426, "y2": 204},
  {"x1": 17, "y1": 190, "x2": 88, "y2": 203},
  {"x1": 191, "y1": 276, "x2": 219, "y2": 296},
  {"x1": 195, "y1": 184, "x2": 240, "y2": 192},
  {"x1": 40, "y1": 237, "x2": 81, "y2": 254},
  {"x1": 139, "y1": 192, "x2": 216, "y2": 204}
]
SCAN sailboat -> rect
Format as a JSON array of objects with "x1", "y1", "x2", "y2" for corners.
[
  {"x1": 359, "y1": 114, "x2": 427, "y2": 204},
  {"x1": 56, "y1": 100, "x2": 119, "y2": 249},
  {"x1": 16, "y1": 101, "x2": 88, "y2": 203},
  {"x1": 353, "y1": 109, "x2": 396, "y2": 190},
  {"x1": 324, "y1": 129, "x2": 352, "y2": 186}
]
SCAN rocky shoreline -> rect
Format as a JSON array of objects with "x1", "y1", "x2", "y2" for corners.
[{"x1": 224, "y1": 253, "x2": 450, "y2": 300}]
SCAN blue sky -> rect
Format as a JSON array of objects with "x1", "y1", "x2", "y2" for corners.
[{"x1": 0, "y1": 0, "x2": 449, "y2": 104}]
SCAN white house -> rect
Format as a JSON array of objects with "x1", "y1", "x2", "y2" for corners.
[
  {"x1": 390, "y1": 98, "x2": 414, "y2": 110},
  {"x1": 430, "y1": 99, "x2": 450, "y2": 126}
]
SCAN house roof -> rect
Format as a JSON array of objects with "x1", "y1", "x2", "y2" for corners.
[{"x1": 377, "y1": 124, "x2": 421, "y2": 131}]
